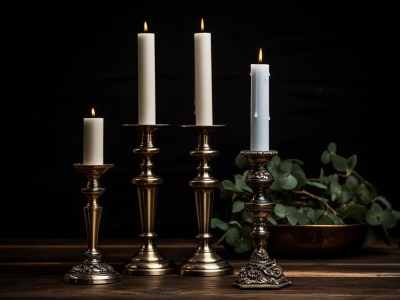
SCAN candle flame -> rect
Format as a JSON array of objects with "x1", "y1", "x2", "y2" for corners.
[
  {"x1": 200, "y1": 18, "x2": 204, "y2": 32},
  {"x1": 258, "y1": 48, "x2": 263, "y2": 63},
  {"x1": 144, "y1": 21, "x2": 148, "y2": 32},
  {"x1": 91, "y1": 108, "x2": 96, "y2": 117}
]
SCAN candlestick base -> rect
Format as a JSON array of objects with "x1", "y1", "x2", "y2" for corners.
[
  {"x1": 179, "y1": 125, "x2": 233, "y2": 277},
  {"x1": 233, "y1": 151, "x2": 291, "y2": 289},
  {"x1": 64, "y1": 164, "x2": 121, "y2": 285}
]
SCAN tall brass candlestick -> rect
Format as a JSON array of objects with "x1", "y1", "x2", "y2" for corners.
[
  {"x1": 180, "y1": 125, "x2": 233, "y2": 276},
  {"x1": 64, "y1": 163, "x2": 121, "y2": 285},
  {"x1": 233, "y1": 150, "x2": 291, "y2": 289},
  {"x1": 121, "y1": 124, "x2": 175, "y2": 275}
]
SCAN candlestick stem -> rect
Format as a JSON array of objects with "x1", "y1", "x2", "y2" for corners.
[
  {"x1": 64, "y1": 164, "x2": 121, "y2": 285},
  {"x1": 121, "y1": 124, "x2": 175, "y2": 275},
  {"x1": 180, "y1": 125, "x2": 233, "y2": 276},
  {"x1": 233, "y1": 150, "x2": 291, "y2": 289}
]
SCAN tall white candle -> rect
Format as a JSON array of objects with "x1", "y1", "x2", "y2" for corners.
[
  {"x1": 194, "y1": 18, "x2": 213, "y2": 125},
  {"x1": 138, "y1": 21, "x2": 156, "y2": 124},
  {"x1": 83, "y1": 108, "x2": 104, "y2": 165},
  {"x1": 250, "y1": 48, "x2": 270, "y2": 151}
]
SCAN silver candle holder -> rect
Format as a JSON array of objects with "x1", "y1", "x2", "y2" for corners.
[{"x1": 233, "y1": 150, "x2": 291, "y2": 289}]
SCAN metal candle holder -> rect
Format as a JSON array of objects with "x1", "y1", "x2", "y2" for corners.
[
  {"x1": 233, "y1": 150, "x2": 291, "y2": 289},
  {"x1": 64, "y1": 163, "x2": 121, "y2": 285},
  {"x1": 121, "y1": 124, "x2": 175, "y2": 275},
  {"x1": 179, "y1": 125, "x2": 233, "y2": 276}
]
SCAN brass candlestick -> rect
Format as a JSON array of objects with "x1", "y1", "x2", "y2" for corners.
[
  {"x1": 233, "y1": 150, "x2": 291, "y2": 289},
  {"x1": 121, "y1": 124, "x2": 175, "y2": 275},
  {"x1": 179, "y1": 125, "x2": 233, "y2": 276},
  {"x1": 64, "y1": 163, "x2": 121, "y2": 285}
]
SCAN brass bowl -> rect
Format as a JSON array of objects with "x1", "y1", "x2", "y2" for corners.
[{"x1": 267, "y1": 224, "x2": 368, "y2": 258}]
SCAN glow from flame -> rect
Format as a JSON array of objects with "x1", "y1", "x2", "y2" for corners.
[
  {"x1": 201, "y1": 18, "x2": 204, "y2": 32},
  {"x1": 144, "y1": 21, "x2": 148, "y2": 32},
  {"x1": 91, "y1": 108, "x2": 95, "y2": 117},
  {"x1": 258, "y1": 48, "x2": 263, "y2": 63}
]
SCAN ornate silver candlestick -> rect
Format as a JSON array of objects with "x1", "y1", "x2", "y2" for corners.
[
  {"x1": 179, "y1": 125, "x2": 233, "y2": 276},
  {"x1": 64, "y1": 163, "x2": 121, "y2": 285},
  {"x1": 121, "y1": 124, "x2": 175, "y2": 275},
  {"x1": 233, "y1": 150, "x2": 291, "y2": 289}
]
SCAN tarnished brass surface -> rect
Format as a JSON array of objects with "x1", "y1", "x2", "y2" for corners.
[
  {"x1": 233, "y1": 151, "x2": 291, "y2": 289},
  {"x1": 64, "y1": 164, "x2": 121, "y2": 285},
  {"x1": 122, "y1": 124, "x2": 175, "y2": 275},
  {"x1": 180, "y1": 125, "x2": 233, "y2": 276}
]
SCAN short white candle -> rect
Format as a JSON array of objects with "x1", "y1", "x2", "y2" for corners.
[
  {"x1": 250, "y1": 48, "x2": 270, "y2": 151},
  {"x1": 194, "y1": 18, "x2": 213, "y2": 125},
  {"x1": 138, "y1": 21, "x2": 156, "y2": 124},
  {"x1": 83, "y1": 108, "x2": 104, "y2": 165}
]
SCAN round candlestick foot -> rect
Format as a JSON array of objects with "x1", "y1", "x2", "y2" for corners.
[{"x1": 179, "y1": 250, "x2": 233, "y2": 276}]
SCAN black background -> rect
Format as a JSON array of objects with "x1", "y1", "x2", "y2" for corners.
[{"x1": 4, "y1": 2, "x2": 398, "y2": 240}]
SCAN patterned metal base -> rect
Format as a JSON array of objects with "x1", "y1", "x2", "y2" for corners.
[
  {"x1": 64, "y1": 250, "x2": 121, "y2": 284},
  {"x1": 233, "y1": 249, "x2": 291, "y2": 289}
]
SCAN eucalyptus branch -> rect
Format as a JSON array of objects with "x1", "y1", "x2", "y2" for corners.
[{"x1": 293, "y1": 190, "x2": 337, "y2": 215}]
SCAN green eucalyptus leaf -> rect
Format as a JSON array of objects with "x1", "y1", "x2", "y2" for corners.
[
  {"x1": 373, "y1": 196, "x2": 392, "y2": 209},
  {"x1": 235, "y1": 153, "x2": 251, "y2": 170},
  {"x1": 321, "y1": 150, "x2": 331, "y2": 164},
  {"x1": 289, "y1": 158, "x2": 304, "y2": 165},
  {"x1": 314, "y1": 209, "x2": 326, "y2": 220},
  {"x1": 278, "y1": 159, "x2": 293, "y2": 173},
  {"x1": 286, "y1": 206, "x2": 301, "y2": 225},
  {"x1": 267, "y1": 216, "x2": 277, "y2": 225},
  {"x1": 342, "y1": 205, "x2": 367, "y2": 224},
  {"x1": 366, "y1": 203, "x2": 384, "y2": 225},
  {"x1": 268, "y1": 180, "x2": 281, "y2": 191},
  {"x1": 268, "y1": 155, "x2": 281, "y2": 171},
  {"x1": 392, "y1": 210, "x2": 400, "y2": 221},
  {"x1": 331, "y1": 154, "x2": 348, "y2": 172},
  {"x1": 291, "y1": 164, "x2": 306, "y2": 188},
  {"x1": 235, "y1": 225, "x2": 253, "y2": 253},
  {"x1": 241, "y1": 210, "x2": 252, "y2": 223},
  {"x1": 234, "y1": 174, "x2": 246, "y2": 191},
  {"x1": 277, "y1": 174, "x2": 298, "y2": 190},
  {"x1": 329, "y1": 181, "x2": 342, "y2": 201},
  {"x1": 382, "y1": 210, "x2": 397, "y2": 229},
  {"x1": 318, "y1": 214, "x2": 335, "y2": 225},
  {"x1": 225, "y1": 227, "x2": 240, "y2": 246},
  {"x1": 221, "y1": 180, "x2": 235, "y2": 190},
  {"x1": 347, "y1": 154, "x2": 357, "y2": 171},
  {"x1": 305, "y1": 181, "x2": 327, "y2": 189},
  {"x1": 232, "y1": 200, "x2": 245, "y2": 213},
  {"x1": 326, "y1": 213, "x2": 345, "y2": 225},
  {"x1": 211, "y1": 218, "x2": 229, "y2": 231},
  {"x1": 219, "y1": 188, "x2": 233, "y2": 200},
  {"x1": 345, "y1": 175, "x2": 360, "y2": 192},
  {"x1": 339, "y1": 190, "x2": 350, "y2": 203},
  {"x1": 363, "y1": 227, "x2": 378, "y2": 246},
  {"x1": 306, "y1": 210, "x2": 316, "y2": 223},
  {"x1": 327, "y1": 142, "x2": 337, "y2": 153},
  {"x1": 357, "y1": 183, "x2": 372, "y2": 204},
  {"x1": 274, "y1": 203, "x2": 287, "y2": 218}
]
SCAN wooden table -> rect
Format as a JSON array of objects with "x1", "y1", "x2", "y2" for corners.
[{"x1": 1, "y1": 239, "x2": 399, "y2": 299}]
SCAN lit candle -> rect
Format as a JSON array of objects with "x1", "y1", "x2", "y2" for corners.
[
  {"x1": 83, "y1": 108, "x2": 104, "y2": 165},
  {"x1": 194, "y1": 18, "x2": 213, "y2": 125},
  {"x1": 137, "y1": 21, "x2": 156, "y2": 124},
  {"x1": 250, "y1": 48, "x2": 270, "y2": 151}
]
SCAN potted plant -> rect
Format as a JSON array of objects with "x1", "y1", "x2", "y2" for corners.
[{"x1": 211, "y1": 142, "x2": 400, "y2": 257}]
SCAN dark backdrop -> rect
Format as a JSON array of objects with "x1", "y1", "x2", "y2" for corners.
[{"x1": 4, "y1": 2, "x2": 398, "y2": 239}]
